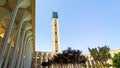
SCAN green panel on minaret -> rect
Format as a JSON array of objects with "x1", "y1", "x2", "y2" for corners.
[{"x1": 52, "y1": 12, "x2": 58, "y2": 18}]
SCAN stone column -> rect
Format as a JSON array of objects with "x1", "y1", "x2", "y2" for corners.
[
  {"x1": 35, "y1": 52, "x2": 38, "y2": 68},
  {"x1": 19, "y1": 48, "x2": 25, "y2": 68},
  {"x1": 41, "y1": 53, "x2": 43, "y2": 68},
  {"x1": 3, "y1": 39, "x2": 13, "y2": 68},
  {"x1": 28, "y1": 46, "x2": 32, "y2": 68},
  {"x1": 20, "y1": 40, "x2": 27, "y2": 68},
  {"x1": 23, "y1": 43, "x2": 28, "y2": 68},
  {"x1": 19, "y1": 36, "x2": 26, "y2": 68},
  {"x1": 25, "y1": 44, "x2": 29, "y2": 68},
  {"x1": 16, "y1": 28, "x2": 26, "y2": 68},
  {"x1": 46, "y1": 53, "x2": 48, "y2": 68},
  {"x1": 19, "y1": 27, "x2": 32, "y2": 68},
  {"x1": 9, "y1": 19, "x2": 24, "y2": 68},
  {"x1": 38, "y1": 53, "x2": 41, "y2": 68},
  {"x1": 24, "y1": 33, "x2": 31, "y2": 68},
  {"x1": 0, "y1": 0, "x2": 23, "y2": 67}
]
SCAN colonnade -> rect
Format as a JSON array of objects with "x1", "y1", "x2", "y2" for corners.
[
  {"x1": 0, "y1": 0, "x2": 35, "y2": 68},
  {"x1": 31, "y1": 52, "x2": 55, "y2": 68}
]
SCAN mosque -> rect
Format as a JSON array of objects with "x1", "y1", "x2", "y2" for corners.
[{"x1": 31, "y1": 12, "x2": 120, "y2": 68}]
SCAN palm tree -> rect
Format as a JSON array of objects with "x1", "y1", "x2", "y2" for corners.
[{"x1": 88, "y1": 45, "x2": 111, "y2": 67}]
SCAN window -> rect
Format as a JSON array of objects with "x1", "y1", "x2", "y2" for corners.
[
  {"x1": 55, "y1": 41, "x2": 57, "y2": 43},
  {"x1": 55, "y1": 32, "x2": 57, "y2": 34},
  {"x1": 55, "y1": 24, "x2": 56, "y2": 26},
  {"x1": 55, "y1": 50, "x2": 58, "y2": 52}
]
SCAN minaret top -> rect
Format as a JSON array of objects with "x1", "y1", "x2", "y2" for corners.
[{"x1": 52, "y1": 12, "x2": 58, "y2": 18}]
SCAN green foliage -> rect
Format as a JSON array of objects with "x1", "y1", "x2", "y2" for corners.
[
  {"x1": 95, "y1": 64, "x2": 102, "y2": 68},
  {"x1": 88, "y1": 47, "x2": 99, "y2": 60},
  {"x1": 88, "y1": 45, "x2": 111, "y2": 67},
  {"x1": 98, "y1": 46, "x2": 111, "y2": 62},
  {"x1": 81, "y1": 63, "x2": 86, "y2": 67},
  {"x1": 112, "y1": 52, "x2": 120, "y2": 68},
  {"x1": 41, "y1": 47, "x2": 87, "y2": 66},
  {"x1": 105, "y1": 64, "x2": 112, "y2": 67}
]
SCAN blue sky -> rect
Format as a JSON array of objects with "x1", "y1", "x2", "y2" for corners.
[{"x1": 36, "y1": 0, "x2": 120, "y2": 53}]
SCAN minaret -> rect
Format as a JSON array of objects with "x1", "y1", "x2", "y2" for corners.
[{"x1": 52, "y1": 12, "x2": 60, "y2": 52}]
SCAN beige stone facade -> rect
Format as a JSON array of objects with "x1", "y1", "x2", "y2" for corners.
[
  {"x1": 31, "y1": 48, "x2": 120, "y2": 68},
  {"x1": 31, "y1": 51, "x2": 59, "y2": 68}
]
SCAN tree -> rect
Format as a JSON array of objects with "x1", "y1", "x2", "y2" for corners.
[
  {"x1": 41, "y1": 62, "x2": 48, "y2": 66},
  {"x1": 62, "y1": 47, "x2": 87, "y2": 64},
  {"x1": 112, "y1": 52, "x2": 120, "y2": 68},
  {"x1": 41, "y1": 47, "x2": 87, "y2": 68},
  {"x1": 88, "y1": 45, "x2": 111, "y2": 67},
  {"x1": 98, "y1": 46, "x2": 111, "y2": 65}
]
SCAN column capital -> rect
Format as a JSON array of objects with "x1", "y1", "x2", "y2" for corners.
[
  {"x1": 22, "y1": 22, "x2": 32, "y2": 31},
  {"x1": 16, "y1": 9, "x2": 31, "y2": 22}
]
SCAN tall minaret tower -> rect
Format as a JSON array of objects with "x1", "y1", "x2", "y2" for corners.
[{"x1": 52, "y1": 12, "x2": 60, "y2": 52}]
